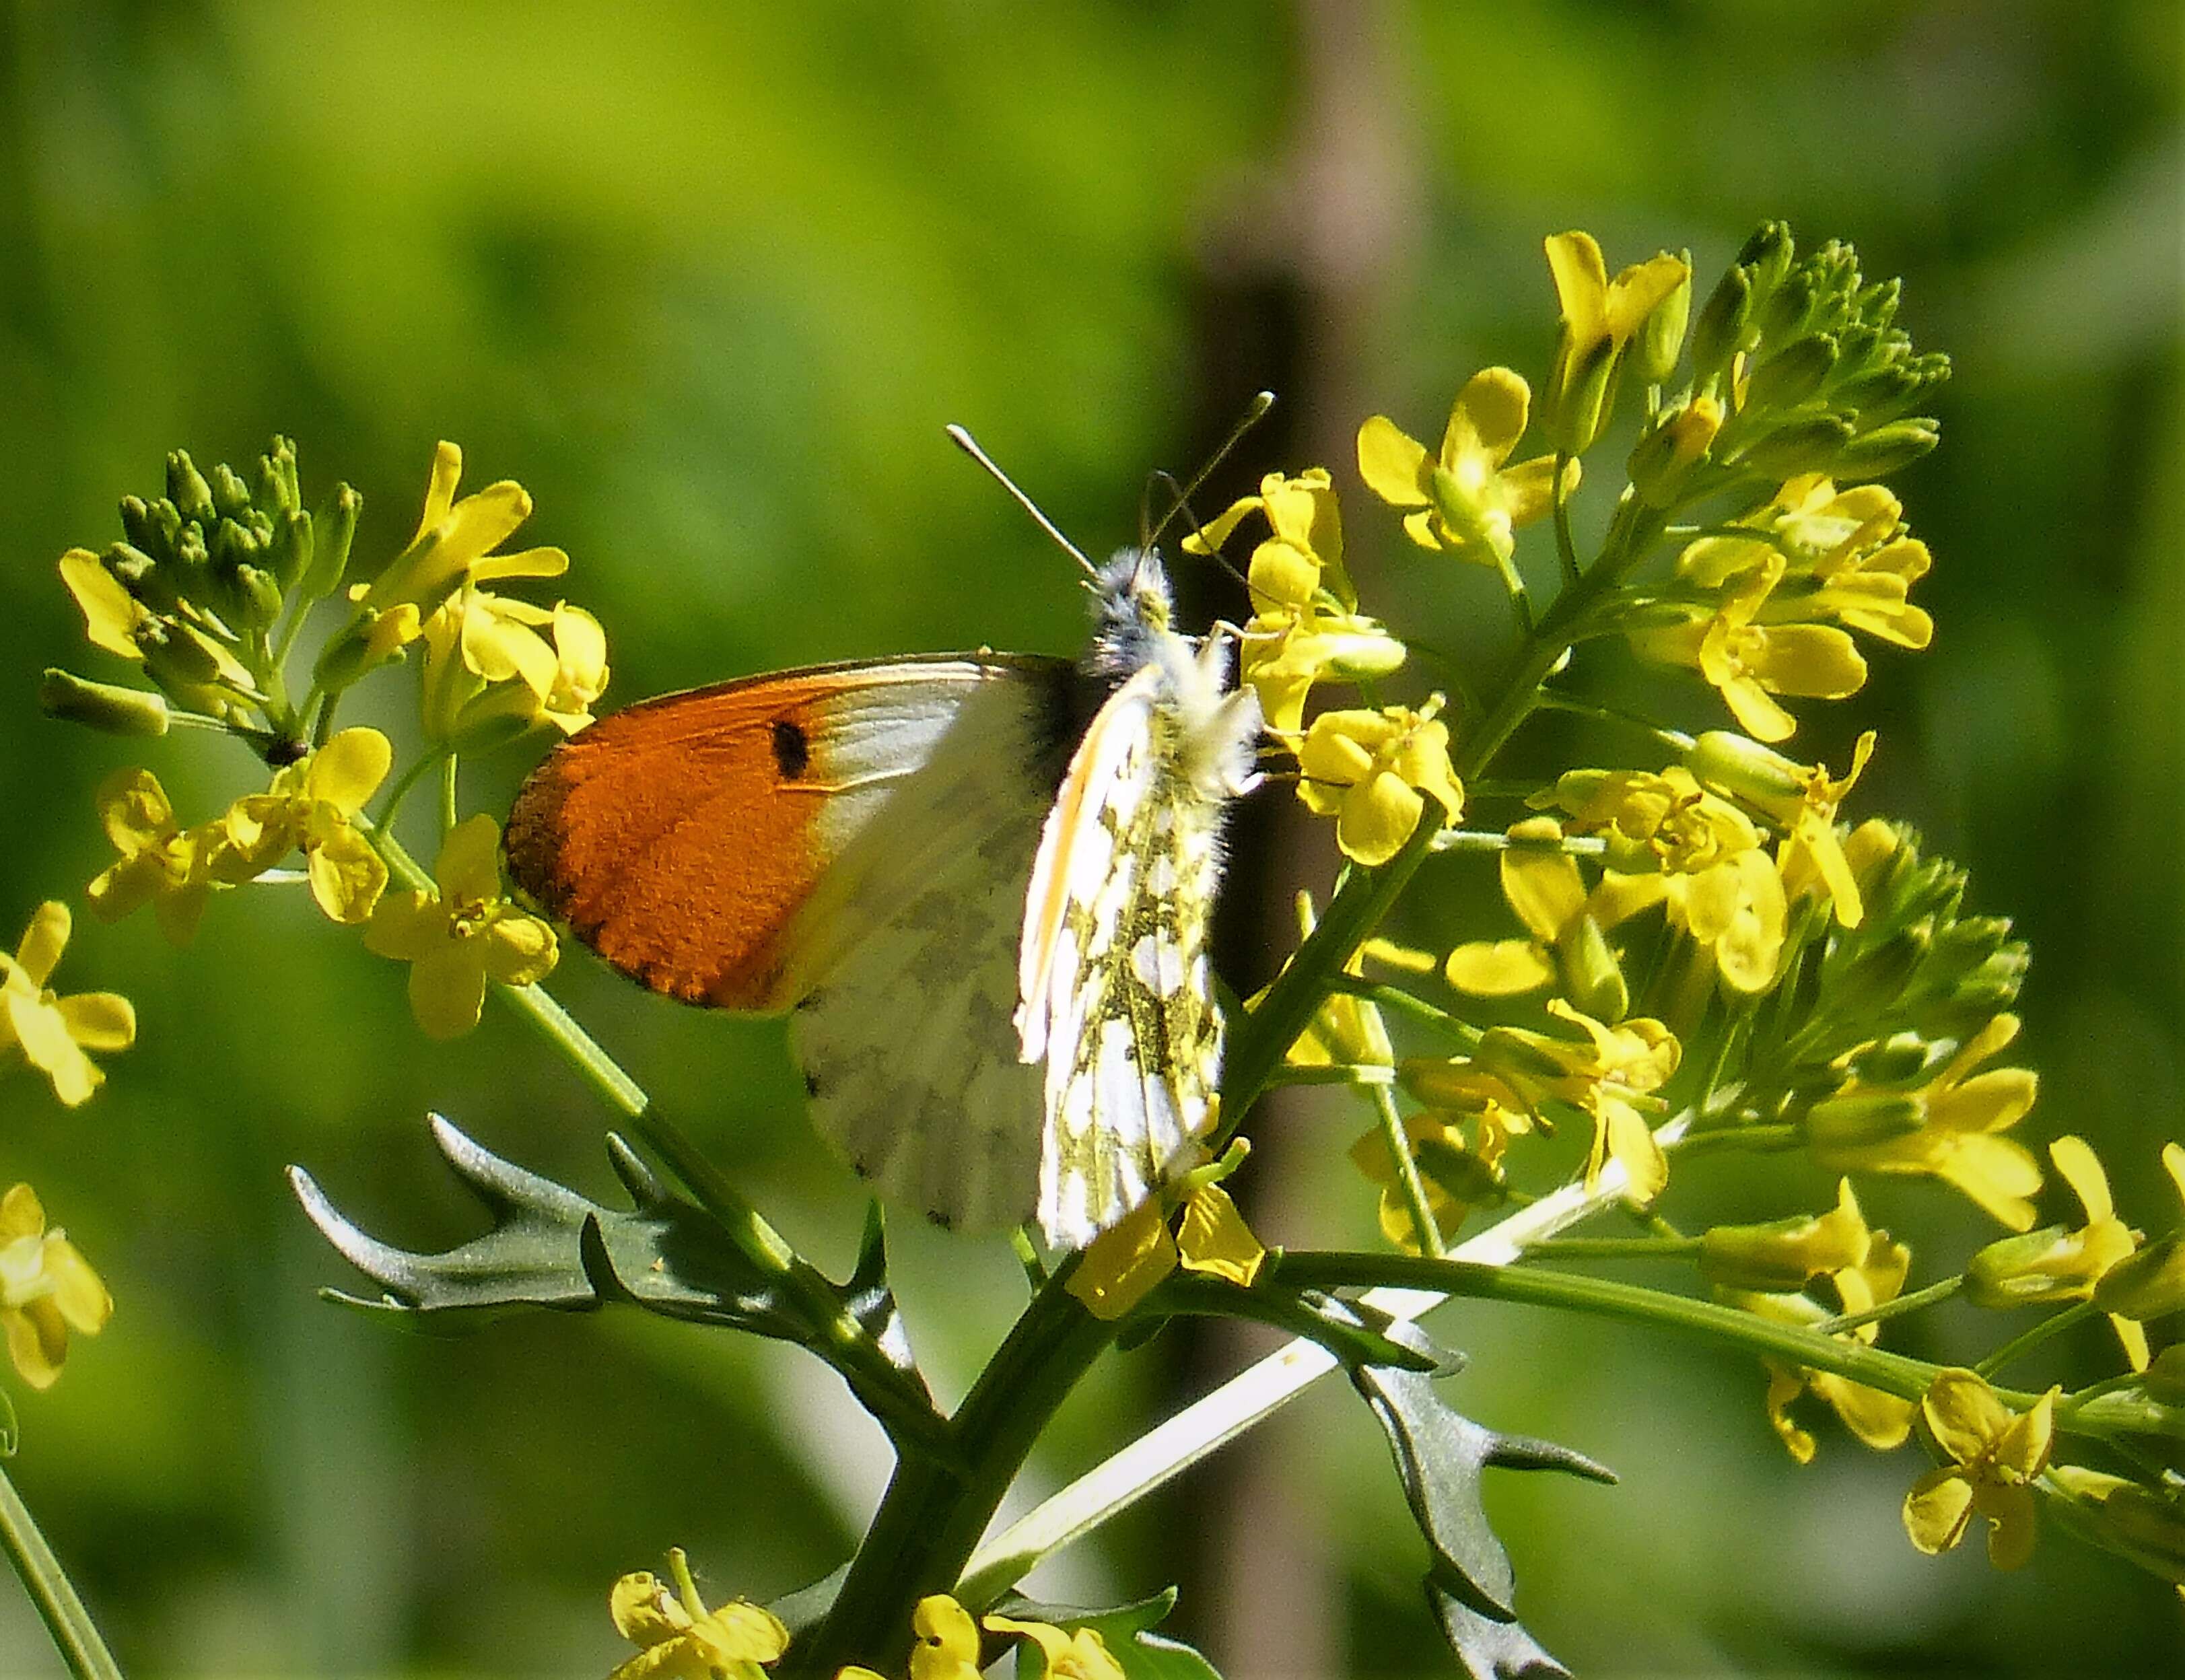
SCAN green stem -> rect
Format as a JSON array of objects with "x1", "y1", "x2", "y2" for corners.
[
  {"x1": 1270, "y1": 1252, "x2": 1992, "y2": 1407},
  {"x1": 1816, "y1": 1274, "x2": 1963, "y2": 1335},
  {"x1": 1491, "y1": 550, "x2": 1535, "y2": 635},
  {"x1": 1531, "y1": 690, "x2": 1694, "y2": 757},
  {"x1": 0, "y1": 1462, "x2": 123, "y2": 1680},
  {"x1": 1323, "y1": 974, "x2": 1480, "y2": 1045},
  {"x1": 1666, "y1": 1122, "x2": 1800, "y2": 1158},
  {"x1": 1976, "y1": 1300, "x2": 2099, "y2": 1380},
  {"x1": 438, "y1": 753, "x2": 460, "y2": 836},
  {"x1": 1371, "y1": 1082, "x2": 1445, "y2": 1258},
  {"x1": 1550, "y1": 453, "x2": 1581, "y2": 588},
  {"x1": 374, "y1": 746, "x2": 450, "y2": 837},
  {"x1": 1520, "y1": 1236, "x2": 1702, "y2": 1261},
  {"x1": 1430, "y1": 827, "x2": 1608, "y2": 857}
]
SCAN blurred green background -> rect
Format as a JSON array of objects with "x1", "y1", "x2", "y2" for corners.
[{"x1": 1, "y1": 1, "x2": 2179, "y2": 1674}]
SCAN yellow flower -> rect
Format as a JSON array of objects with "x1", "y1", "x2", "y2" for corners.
[
  {"x1": 1356, "y1": 370, "x2": 1574, "y2": 565},
  {"x1": 1444, "y1": 816, "x2": 1647, "y2": 1021},
  {"x1": 1807, "y1": 1014, "x2": 2042, "y2": 1229},
  {"x1": 1903, "y1": 1369, "x2": 2058, "y2": 1570},
  {"x1": 1701, "y1": 1179, "x2": 1881, "y2": 1292},
  {"x1": 907, "y1": 1593, "x2": 981, "y2": 1680},
  {"x1": 221, "y1": 728, "x2": 393, "y2": 924},
  {"x1": 1355, "y1": 1070, "x2": 1528, "y2": 1252},
  {"x1": 1185, "y1": 473, "x2": 1403, "y2": 732},
  {"x1": 1629, "y1": 561, "x2": 1868, "y2": 742},
  {"x1": 85, "y1": 768, "x2": 236, "y2": 946},
  {"x1": 1284, "y1": 896, "x2": 1426, "y2": 1072},
  {"x1": 1679, "y1": 475, "x2": 1934, "y2": 651},
  {"x1": 981, "y1": 1613, "x2": 1124, "y2": 1680},
  {"x1": 364, "y1": 815, "x2": 558, "y2": 1040},
  {"x1": 1966, "y1": 1135, "x2": 2147, "y2": 1364},
  {"x1": 57, "y1": 549, "x2": 258, "y2": 712},
  {"x1": 0, "y1": 903, "x2": 135, "y2": 1108},
  {"x1": 607, "y1": 1552, "x2": 788, "y2": 1680},
  {"x1": 1295, "y1": 702, "x2": 1462, "y2": 866},
  {"x1": 1473, "y1": 1000, "x2": 1679, "y2": 1203},
  {"x1": 355, "y1": 440, "x2": 569, "y2": 630},
  {"x1": 0, "y1": 1184, "x2": 112, "y2": 1390},
  {"x1": 1723, "y1": 1214, "x2": 1915, "y2": 1465},
  {"x1": 421, "y1": 586, "x2": 611, "y2": 748},
  {"x1": 1689, "y1": 729, "x2": 1876, "y2": 929},
  {"x1": 1067, "y1": 1181, "x2": 1266, "y2": 1321},
  {"x1": 2095, "y1": 1143, "x2": 2185, "y2": 1327},
  {"x1": 57, "y1": 549, "x2": 158, "y2": 662},
  {"x1": 1543, "y1": 232, "x2": 1691, "y2": 450}
]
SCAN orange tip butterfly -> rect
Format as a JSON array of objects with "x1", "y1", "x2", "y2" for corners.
[{"x1": 504, "y1": 419, "x2": 1268, "y2": 1250}]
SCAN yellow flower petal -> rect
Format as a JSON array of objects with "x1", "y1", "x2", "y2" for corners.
[
  {"x1": 1444, "y1": 939, "x2": 1557, "y2": 997},
  {"x1": 304, "y1": 728, "x2": 394, "y2": 815},
  {"x1": 1904, "y1": 1467, "x2": 1976, "y2": 1555},
  {"x1": 1356, "y1": 417, "x2": 1431, "y2": 508},
  {"x1": 15, "y1": 901, "x2": 71, "y2": 989},
  {"x1": 1441, "y1": 367, "x2": 1531, "y2": 470},
  {"x1": 1066, "y1": 1199, "x2": 1177, "y2": 1319},
  {"x1": 54, "y1": 993, "x2": 135, "y2": 1053},
  {"x1": 409, "y1": 948, "x2": 491, "y2": 1041},
  {"x1": 1176, "y1": 1185, "x2": 1265, "y2": 1287}
]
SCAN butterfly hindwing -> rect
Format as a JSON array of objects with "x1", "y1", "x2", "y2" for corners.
[{"x1": 507, "y1": 654, "x2": 1076, "y2": 1232}]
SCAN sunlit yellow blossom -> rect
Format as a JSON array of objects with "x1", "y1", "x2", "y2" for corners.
[
  {"x1": 1067, "y1": 1183, "x2": 1265, "y2": 1321},
  {"x1": 1357, "y1": 370, "x2": 1574, "y2": 565},
  {"x1": 1680, "y1": 475, "x2": 1934, "y2": 651},
  {"x1": 1443, "y1": 816, "x2": 1646, "y2": 1020},
  {"x1": 1284, "y1": 895, "x2": 1430, "y2": 1071},
  {"x1": 221, "y1": 728, "x2": 392, "y2": 923},
  {"x1": 352, "y1": 440, "x2": 569, "y2": 644},
  {"x1": 1543, "y1": 232, "x2": 1690, "y2": 450},
  {"x1": 1530, "y1": 766, "x2": 1786, "y2": 992},
  {"x1": 1903, "y1": 1369, "x2": 2058, "y2": 1570},
  {"x1": 58, "y1": 549, "x2": 158, "y2": 661},
  {"x1": 1473, "y1": 1000, "x2": 1678, "y2": 1203},
  {"x1": 907, "y1": 1593, "x2": 982, "y2": 1680},
  {"x1": 1296, "y1": 702, "x2": 1462, "y2": 866},
  {"x1": 1723, "y1": 1215, "x2": 1914, "y2": 1464},
  {"x1": 607, "y1": 1553, "x2": 787, "y2": 1680},
  {"x1": 1629, "y1": 561, "x2": 1868, "y2": 742},
  {"x1": 1966, "y1": 1135, "x2": 2146, "y2": 1364},
  {"x1": 981, "y1": 1613, "x2": 1125, "y2": 1680},
  {"x1": 1690, "y1": 729, "x2": 1876, "y2": 929},
  {"x1": 0, "y1": 903, "x2": 134, "y2": 1108},
  {"x1": 1188, "y1": 473, "x2": 1403, "y2": 731},
  {"x1": 421, "y1": 586, "x2": 610, "y2": 748},
  {"x1": 87, "y1": 768, "x2": 226, "y2": 946},
  {"x1": 364, "y1": 814, "x2": 558, "y2": 1039},
  {"x1": 0, "y1": 1184, "x2": 111, "y2": 1391},
  {"x1": 1809, "y1": 1014, "x2": 2042, "y2": 1229}
]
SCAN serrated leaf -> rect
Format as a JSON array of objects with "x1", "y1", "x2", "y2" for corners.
[
  {"x1": 1352, "y1": 1364, "x2": 1611, "y2": 1646},
  {"x1": 1428, "y1": 1580, "x2": 1570, "y2": 1680},
  {"x1": 291, "y1": 1117, "x2": 938, "y2": 1444}
]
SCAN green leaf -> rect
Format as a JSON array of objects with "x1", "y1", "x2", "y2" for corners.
[
  {"x1": 1427, "y1": 1582, "x2": 1569, "y2": 1680},
  {"x1": 291, "y1": 1116, "x2": 936, "y2": 1442},
  {"x1": 1351, "y1": 1364, "x2": 1611, "y2": 1675},
  {"x1": 988, "y1": 1589, "x2": 1224, "y2": 1680}
]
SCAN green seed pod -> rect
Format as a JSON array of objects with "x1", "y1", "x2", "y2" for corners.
[
  {"x1": 299, "y1": 484, "x2": 361, "y2": 604},
  {"x1": 1629, "y1": 258, "x2": 1692, "y2": 386},
  {"x1": 1801, "y1": 1090, "x2": 1924, "y2": 1151}
]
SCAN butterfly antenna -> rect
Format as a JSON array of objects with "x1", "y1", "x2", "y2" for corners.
[
  {"x1": 946, "y1": 424, "x2": 1100, "y2": 582},
  {"x1": 1144, "y1": 388, "x2": 1277, "y2": 551},
  {"x1": 1146, "y1": 468, "x2": 1261, "y2": 600}
]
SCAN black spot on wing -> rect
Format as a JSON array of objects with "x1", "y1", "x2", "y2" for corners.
[{"x1": 770, "y1": 717, "x2": 811, "y2": 779}]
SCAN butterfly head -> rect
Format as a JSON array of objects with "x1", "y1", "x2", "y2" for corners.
[{"x1": 1084, "y1": 547, "x2": 1175, "y2": 682}]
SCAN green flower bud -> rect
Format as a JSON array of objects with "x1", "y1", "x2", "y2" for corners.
[
  {"x1": 1548, "y1": 338, "x2": 1620, "y2": 456},
  {"x1": 1830, "y1": 926, "x2": 1929, "y2": 1020},
  {"x1": 209, "y1": 461, "x2": 252, "y2": 522},
  {"x1": 1832, "y1": 416, "x2": 1940, "y2": 481},
  {"x1": 1856, "y1": 276, "x2": 1902, "y2": 328},
  {"x1": 1731, "y1": 413, "x2": 1857, "y2": 478},
  {"x1": 37, "y1": 668, "x2": 170, "y2": 736},
  {"x1": 231, "y1": 563, "x2": 283, "y2": 632},
  {"x1": 1743, "y1": 335, "x2": 1839, "y2": 412},
  {"x1": 268, "y1": 508, "x2": 314, "y2": 593},
  {"x1": 1801, "y1": 1090, "x2": 1924, "y2": 1150},
  {"x1": 1700, "y1": 1208, "x2": 1869, "y2": 1292},
  {"x1": 1628, "y1": 396, "x2": 1725, "y2": 508},
  {"x1": 1687, "y1": 729, "x2": 1805, "y2": 814},
  {"x1": 167, "y1": 451, "x2": 215, "y2": 524},
  {"x1": 1629, "y1": 258, "x2": 1692, "y2": 386},
  {"x1": 1736, "y1": 221, "x2": 1796, "y2": 297},
  {"x1": 1753, "y1": 268, "x2": 1817, "y2": 345},
  {"x1": 298, "y1": 484, "x2": 361, "y2": 604},
  {"x1": 2142, "y1": 1344, "x2": 2185, "y2": 1405},
  {"x1": 1964, "y1": 1227, "x2": 2076, "y2": 1307},
  {"x1": 1689, "y1": 265, "x2": 1751, "y2": 384},
  {"x1": 1557, "y1": 913, "x2": 1629, "y2": 1026},
  {"x1": 139, "y1": 617, "x2": 226, "y2": 693},
  {"x1": 255, "y1": 435, "x2": 302, "y2": 514},
  {"x1": 2095, "y1": 1236, "x2": 2185, "y2": 1323},
  {"x1": 1842, "y1": 1031, "x2": 1937, "y2": 1084}
]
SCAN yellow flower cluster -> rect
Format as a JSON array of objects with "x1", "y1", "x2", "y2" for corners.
[
  {"x1": 1628, "y1": 477, "x2": 1931, "y2": 742},
  {"x1": 0, "y1": 903, "x2": 134, "y2": 1108}
]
